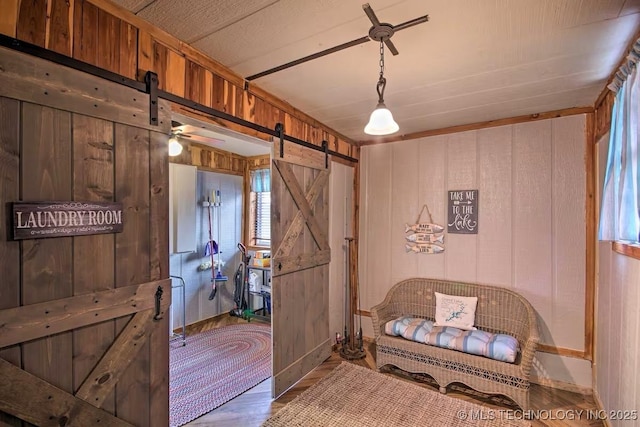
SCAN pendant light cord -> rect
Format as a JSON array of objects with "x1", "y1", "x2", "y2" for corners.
[{"x1": 376, "y1": 40, "x2": 387, "y2": 104}]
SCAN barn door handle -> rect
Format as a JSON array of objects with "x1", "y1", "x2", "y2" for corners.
[
  {"x1": 153, "y1": 286, "x2": 164, "y2": 320},
  {"x1": 278, "y1": 262, "x2": 282, "y2": 271}
]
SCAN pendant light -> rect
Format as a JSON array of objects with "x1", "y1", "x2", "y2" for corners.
[
  {"x1": 364, "y1": 40, "x2": 399, "y2": 136},
  {"x1": 168, "y1": 134, "x2": 183, "y2": 156}
]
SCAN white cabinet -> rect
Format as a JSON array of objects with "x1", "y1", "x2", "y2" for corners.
[{"x1": 169, "y1": 163, "x2": 197, "y2": 253}]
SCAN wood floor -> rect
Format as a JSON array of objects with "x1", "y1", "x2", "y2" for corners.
[{"x1": 180, "y1": 317, "x2": 604, "y2": 427}]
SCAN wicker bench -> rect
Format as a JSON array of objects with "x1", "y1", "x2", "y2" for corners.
[{"x1": 371, "y1": 278, "x2": 539, "y2": 410}]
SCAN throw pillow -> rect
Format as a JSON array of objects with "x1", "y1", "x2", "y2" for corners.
[{"x1": 434, "y1": 292, "x2": 478, "y2": 331}]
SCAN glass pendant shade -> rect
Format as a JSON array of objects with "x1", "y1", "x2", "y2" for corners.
[
  {"x1": 364, "y1": 102, "x2": 399, "y2": 135},
  {"x1": 168, "y1": 137, "x2": 183, "y2": 156}
]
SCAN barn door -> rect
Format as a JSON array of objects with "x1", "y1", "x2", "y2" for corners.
[
  {"x1": 0, "y1": 47, "x2": 171, "y2": 426},
  {"x1": 270, "y1": 141, "x2": 332, "y2": 397}
]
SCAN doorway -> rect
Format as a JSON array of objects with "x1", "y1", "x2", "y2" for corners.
[{"x1": 166, "y1": 114, "x2": 273, "y2": 426}]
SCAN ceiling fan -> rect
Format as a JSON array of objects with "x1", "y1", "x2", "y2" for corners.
[
  {"x1": 171, "y1": 121, "x2": 226, "y2": 145},
  {"x1": 245, "y1": 3, "x2": 429, "y2": 81}
]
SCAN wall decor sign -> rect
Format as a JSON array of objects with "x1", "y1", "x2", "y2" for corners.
[
  {"x1": 405, "y1": 204, "x2": 445, "y2": 254},
  {"x1": 12, "y1": 201, "x2": 124, "y2": 240},
  {"x1": 447, "y1": 190, "x2": 478, "y2": 234}
]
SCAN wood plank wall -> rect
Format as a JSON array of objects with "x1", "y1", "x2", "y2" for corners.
[{"x1": 0, "y1": 0, "x2": 359, "y2": 162}]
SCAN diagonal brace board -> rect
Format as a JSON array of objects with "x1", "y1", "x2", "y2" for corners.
[
  {"x1": 0, "y1": 279, "x2": 170, "y2": 349},
  {"x1": 273, "y1": 160, "x2": 330, "y2": 253},
  {"x1": 75, "y1": 307, "x2": 165, "y2": 408},
  {"x1": 0, "y1": 358, "x2": 133, "y2": 427},
  {"x1": 274, "y1": 168, "x2": 329, "y2": 258},
  {"x1": 271, "y1": 249, "x2": 331, "y2": 277}
]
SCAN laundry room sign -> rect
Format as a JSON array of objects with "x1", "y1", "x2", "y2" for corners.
[
  {"x1": 447, "y1": 190, "x2": 478, "y2": 234},
  {"x1": 12, "y1": 201, "x2": 124, "y2": 240}
]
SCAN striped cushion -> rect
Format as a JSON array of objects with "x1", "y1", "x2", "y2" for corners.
[
  {"x1": 424, "y1": 326, "x2": 519, "y2": 363},
  {"x1": 384, "y1": 317, "x2": 519, "y2": 363},
  {"x1": 384, "y1": 316, "x2": 434, "y2": 343}
]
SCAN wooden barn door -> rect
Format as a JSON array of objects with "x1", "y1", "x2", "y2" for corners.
[
  {"x1": 270, "y1": 142, "x2": 332, "y2": 397},
  {"x1": 0, "y1": 47, "x2": 171, "y2": 426}
]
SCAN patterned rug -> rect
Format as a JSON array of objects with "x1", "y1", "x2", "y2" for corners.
[
  {"x1": 170, "y1": 323, "x2": 271, "y2": 427},
  {"x1": 262, "y1": 362, "x2": 530, "y2": 427}
]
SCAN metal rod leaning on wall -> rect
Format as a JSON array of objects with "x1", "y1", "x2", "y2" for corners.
[
  {"x1": 169, "y1": 275, "x2": 187, "y2": 346},
  {"x1": 0, "y1": 34, "x2": 358, "y2": 163}
]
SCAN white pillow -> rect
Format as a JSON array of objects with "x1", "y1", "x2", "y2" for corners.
[{"x1": 434, "y1": 292, "x2": 478, "y2": 331}]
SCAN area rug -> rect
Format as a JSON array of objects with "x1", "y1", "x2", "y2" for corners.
[
  {"x1": 170, "y1": 323, "x2": 271, "y2": 427},
  {"x1": 262, "y1": 362, "x2": 530, "y2": 427}
]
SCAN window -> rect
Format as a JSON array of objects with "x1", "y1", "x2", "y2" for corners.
[
  {"x1": 252, "y1": 191, "x2": 270, "y2": 246},
  {"x1": 249, "y1": 169, "x2": 270, "y2": 247},
  {"x1": 599, "y1": 47, "x2": 640, "y2": 246}
]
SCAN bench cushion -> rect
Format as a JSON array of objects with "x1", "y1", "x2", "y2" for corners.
[
  {"x1": 425, "y1": 326, "x2": 519, "y2": 363},
  {"x1": 384, "y1": 316, "x2": 519, "y2": 363}
]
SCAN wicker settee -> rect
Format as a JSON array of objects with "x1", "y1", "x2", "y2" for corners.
[{"x1": 371, "y1": 278, "x2": 539, "y2": 410}]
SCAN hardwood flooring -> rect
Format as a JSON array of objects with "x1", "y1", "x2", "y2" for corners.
[{"x1": 180, "y1": 317, "x2": 604, "y2": 427}]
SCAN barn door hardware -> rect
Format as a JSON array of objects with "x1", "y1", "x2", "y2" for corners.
[
  {"x1": 153, "y1": 285, "x2": 164, "y2": 320},
  {"x1": 322, "y1": 140, "x2": 329, "y2": 168},
  {"x1": 0, "y1": 33, "x2": 358, "y2": 163},
  {"x1": 276, "y1": 123, "x2": 285, "y2": 158},
  {"x1": 145, "y1": 71, "x2": 159, "y2": 126}
]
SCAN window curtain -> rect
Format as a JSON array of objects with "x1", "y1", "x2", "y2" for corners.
[
  {"x1": 599, "y1": 42, "x2": 640, "y2": 242},
  {"x1": 250, "y1": 169, "x2": 270, "y2": 193}
]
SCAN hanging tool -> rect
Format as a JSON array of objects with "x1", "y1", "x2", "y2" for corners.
[
  {"x1": 213, "y1": 190, "x2": 228, "y2": 283},
  {"x1": 206, "y1": 195, "x2": 218, "y2": 300}
]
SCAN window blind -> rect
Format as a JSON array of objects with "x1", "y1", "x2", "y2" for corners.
[{"x1": 254, "y1": 191, "x2": 271, "y2": 246}]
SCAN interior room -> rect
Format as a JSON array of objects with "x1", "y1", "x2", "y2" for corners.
[{"x1": 0, "y1": 1, "x2": 639, "y2": 427}]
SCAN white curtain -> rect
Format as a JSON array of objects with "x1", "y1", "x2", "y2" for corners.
[
  {"x1": 599, "y1": 65, "x2": 640, "y2": 242},
  {"x1": 250, "y1": 169, "x2": 270, "y2": 193}
]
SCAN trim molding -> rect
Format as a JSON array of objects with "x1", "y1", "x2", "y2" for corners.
[
  {"x1": 530, "y1": 375, "x2": 593, "y2": 396},
  {"x1": 585, "y1": 113, "x2": 596, "y2": 362},
  {"x1": 592, "y1": 390, "x2": 613, "y2": 427},
  {"x1": 536, "y1": 344, "x2": 587, "y2": 359},
  {"x1": 359, "y1": 107, "x2": 593, "y2": 145},
  {"x1": 612, "y1": 242, "x2": 640, "y2": 260}
]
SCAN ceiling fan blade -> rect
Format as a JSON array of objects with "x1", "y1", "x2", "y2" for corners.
[
  {"x1": 246, "y1": 35, "x2": 371, "y2": 81},
  {"x1": 362, "y1": 3, "x2": 381, "y2": 26},
  {"x1": 392, "y1": 14, "x2": 429, "y2": 32},
  {"x1": 384, "y1": 38, "x2": 399, "y2": 55}
]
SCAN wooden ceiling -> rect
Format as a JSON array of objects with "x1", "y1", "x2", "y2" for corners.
[{"x1": 112, "y1": 0, "x2": 640, "y2": 142}]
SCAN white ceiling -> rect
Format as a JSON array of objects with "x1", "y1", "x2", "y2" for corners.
[{"x1": 117, "y1": 0, "x2": 640, "y2": 143}]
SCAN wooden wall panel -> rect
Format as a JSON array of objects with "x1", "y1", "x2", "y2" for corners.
[
  {"x1": 17, "y1": 0, "x2": 47, "y2": 47},
  {"x1": 186, "y1": 60, "x2": 207, "y2": 106},
  {"x1": 20, "y1": 103, "x2": 74, "y2": 394},
  {"x1": 96, "y1": 9, "x2": 120, "y2": 72},
  {"x1": 71, "y1": 114, "x2": 116, "y2": 412},
  {"x1": 476, "y1": 126, "x2": 512, "y2": 286},
  {"x1": 445, "y1": 131, "x2": 478, "y2": 282},
  {"x1": 390, "y1": 140, "x2": 419, "y2": 282},
  {"x1": 73, "y1": 0, "x2": 99, "y2": 64},
  {"x1": 154, "y1": 43, "x2": 186, "y2": 97},
  {"x1": 0, "y1": 97, "x2": 21, "y2": 427},
  {"x1": 118, "y1": 21, "x2": 137, "y2": 80},
  {"x1": 552, "y1": 115, "x2": 586, "y2": 350},
  {"x1": 513, "y1": 121, "x2": 553, "y2": 344},
  {"x1": 359, "y1": 144, "x2": 392, "y2": 310},
  {"x1": 595, "y1": 90, "x2": 615, "y2": 141},
  {"x1": 114, "y1": 124, "x2": 151, "y2": 426},
  {"x1": 0, "y1": 0, "x2": 19, "y2": 37},
  {"x1": 416, "y1": 135, "x2": 446, "y2": 279},
  {"x1": 137, "y1": 29, "x2": 154, "y2": 80},
  {"x1": 46, "y1": 0, "x2": 73, "y2": 56}
]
